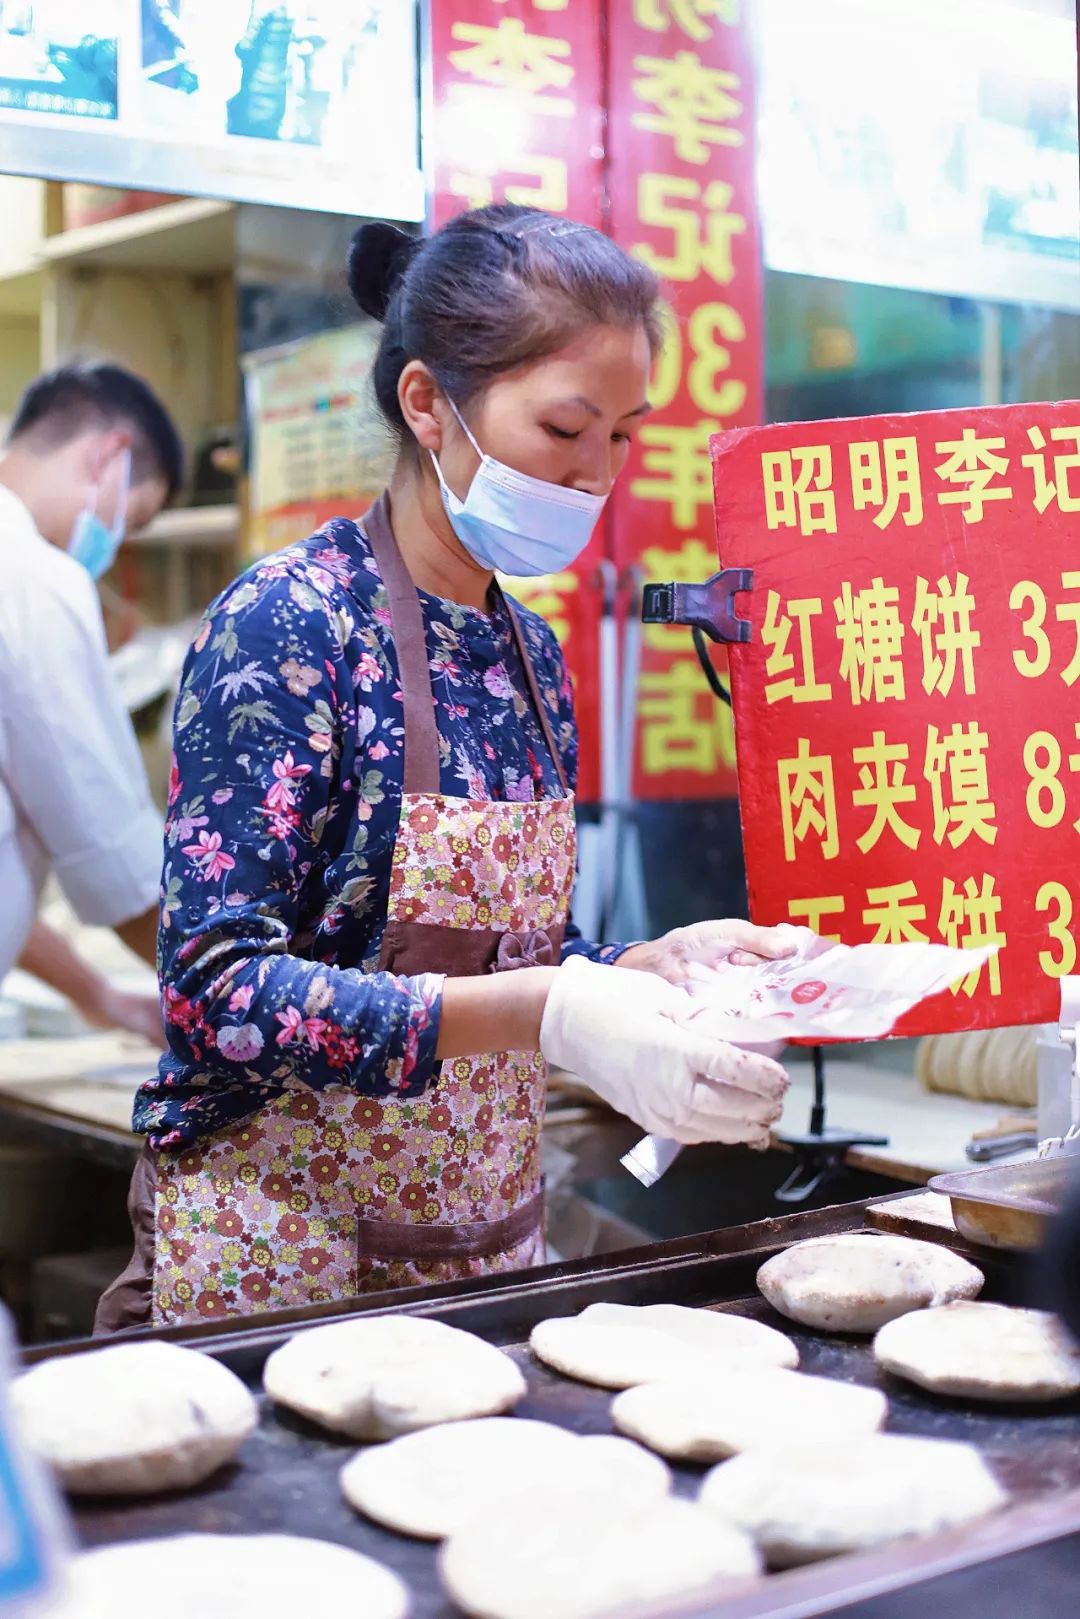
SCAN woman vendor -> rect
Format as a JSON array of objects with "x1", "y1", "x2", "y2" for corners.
[{"x1": 97, "y1": 205, "x2": 791, "y2": 1330}]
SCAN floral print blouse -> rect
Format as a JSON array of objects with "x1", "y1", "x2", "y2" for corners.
[{"x1": 134, "y1": 516, "x2": 622, "y2": 1151}]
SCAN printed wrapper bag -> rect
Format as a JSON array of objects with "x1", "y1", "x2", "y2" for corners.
[{"x1": 622, "y1": 930, "x2": 998, "y2": 1187}]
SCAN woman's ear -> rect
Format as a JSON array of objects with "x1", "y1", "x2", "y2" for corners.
[{"x1": 398, "y1": 361, "x2": 446, "y2": 453}]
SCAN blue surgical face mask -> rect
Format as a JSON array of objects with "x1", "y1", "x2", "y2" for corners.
[
  {"x1": 68, "y1": 449, "x2": 130, "y2": 580},
  {"x1": 429, "y1": 399, "x2": 608, "y2": 577}
]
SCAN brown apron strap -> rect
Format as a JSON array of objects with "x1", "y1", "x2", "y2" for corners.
[
  {"x1": 362, "y1": 493, "x2": 569, "y2": 798},
  {"x1": 362, "y1": 492, "x2": 442, "y2": 795},
  {"x1": 92, "y1": 1146, "x2": 157, "y2": 1335},
  {"x1": 357, "y1": 1186, "x2": 543, "y2": 1261},
  {"x1": 501, "y1": 591, "x2": 569, "y2": 796}
]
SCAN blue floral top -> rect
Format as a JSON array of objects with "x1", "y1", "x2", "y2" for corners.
[{"x1": 135, "y1": 516, "x2": 621, "y2": 1151}]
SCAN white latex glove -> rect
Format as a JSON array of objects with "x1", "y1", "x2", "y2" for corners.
[
  {"x1": 540, "y1": 957, "x2": 789, "y2": 1148},
  {"x1": 622, "y1": 919, "x2": 799, "y2": 985}
]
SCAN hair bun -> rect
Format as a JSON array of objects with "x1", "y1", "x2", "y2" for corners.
[{"x1": 347, "y1": 222, "x2": 420, "y2": 322}]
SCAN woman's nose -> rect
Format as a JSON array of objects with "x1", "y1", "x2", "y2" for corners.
[{"x1": 570, "y1": 450, "x2": 615, "y2": 498}]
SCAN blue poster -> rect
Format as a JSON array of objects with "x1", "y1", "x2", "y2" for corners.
[{"x1": 0, "y1": 2, "x2": 120, "y2": 121}]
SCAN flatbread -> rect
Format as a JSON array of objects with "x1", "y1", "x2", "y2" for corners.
[
  {"x1": 611, "y1": 1368, "x2": 887, "y2": 1462},
  {"x1": 757, "y1": 1234, "x2": 984, "y2": 1334},
  {"x1": 874, "y1": 1300, "x2": 1080, "y2": 1402},
  {"x1": 581, "y1": 1303, "x2": 799, "y2": 1368},
  {"x1": 45, "y1": 1534, "x2": 410, "y2": 1619},
  {"x1": 440, "y1": 1494, "x2": 760, "y2": 1619},
  {"x1": 530, "y1": 1302, "x2": 797, "y2": 1390},
  {"x1": 263, "y1": 1314, "x2": 526, "y2": 1440},
  {"x1": 700, "y1": 1433, "x2": 1006, "y2": 1566},
  {"x1": 340, "y1": 1416, "x2": 669, "y2": 1539},
  {"x1": 12, "y1": 1342, "x2": 257, "y2": 1496}
]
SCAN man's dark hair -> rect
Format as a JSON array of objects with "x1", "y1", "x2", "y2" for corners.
[{"x1": 9, "y1": 362, "x2": 184, "y2": 502}]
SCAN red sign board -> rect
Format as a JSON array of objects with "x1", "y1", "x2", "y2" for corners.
[
  {"x1": 606, "y1": 0, "x2": 762, "y2": 800},
  {"x1": 426, "y1": 0, "x2": 606, "y2": 799},
  {"x1": 714, "y1": 401, "x2": 1080, "y2": 1035}
]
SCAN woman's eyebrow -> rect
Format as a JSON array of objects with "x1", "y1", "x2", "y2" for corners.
[{"x1": 554, "y1": 395, "x2": 653, "y2": 418}]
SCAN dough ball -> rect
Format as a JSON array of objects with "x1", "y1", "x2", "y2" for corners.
[
  {"x1": 263, "y1": 1314, "x2": 526, "y2": 1440},
  {"x1": 530, "y1": 1302, "x2": 797, "y2": 1390},
  {"x1": 757, "y1": 1234, "x2": 983, "y2": 1334},
  {"x1": 46, "y1": 1534, "x2": 409, "y2": 1619},
  {"x1": 612, "y1": 1368, "x2": 887, "y2": 1462},
  {"x1": 440, "y1": 1494, "x2": 760, "y2": 1619},
  {"x1": 12, "y1": 1341, "x2": 256, "y2": 1496},
  {"x1": 874, "y1": 1300, "x2": 1080, "y2": 1402},
  {"x1": 340, "y1": 1416, "x2": 669, "y2": 1540},
  {"x1": 700, "y1": 1433, "x2": 1006, "y2": 1566}
]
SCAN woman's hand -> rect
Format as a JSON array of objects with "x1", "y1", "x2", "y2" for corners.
[
  {"x1": 539, "y1": 958, "x2": 788, "y2": 1147},
  {"x1": 618, "y1": 920, "x2": 798, "y2": 987}
]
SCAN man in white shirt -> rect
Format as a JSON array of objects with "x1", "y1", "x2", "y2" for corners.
[{"x1": 0, "y1": 363, "x2": 184, "y2": 1037}]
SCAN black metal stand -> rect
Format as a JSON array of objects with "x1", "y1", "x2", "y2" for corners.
[{"x1": 773, "y1": 1048, "x2": 889, "y2": 1204}]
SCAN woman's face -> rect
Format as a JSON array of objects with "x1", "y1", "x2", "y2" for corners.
[{"x1": 439, "y1": 322, "x2": 653, "y2": 501}]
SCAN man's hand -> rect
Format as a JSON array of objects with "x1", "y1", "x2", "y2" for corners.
[
  {"x1": 16, "y1": 920, "x2": 164, "y2": 1047},
  {"x1": 83, "y1": 986, "x2": 165, "y2": 1049}
]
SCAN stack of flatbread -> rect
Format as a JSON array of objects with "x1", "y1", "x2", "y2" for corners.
[{"x1": 917, "y1": 1026, "x2": 1036, "y2": 1106}]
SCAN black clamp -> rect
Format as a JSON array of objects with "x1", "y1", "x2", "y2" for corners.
[
  {"x1": 773, "y1": 1126, "x2": 890, "y2": 1205},
  {"x1": 641, "y1": 568, "x2": 754, "y2": 707},
  {"x1": 641, "y1": 568, "x2": 754, "y2": 644}
]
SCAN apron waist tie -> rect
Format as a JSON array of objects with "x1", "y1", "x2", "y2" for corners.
[{"x1": 357, "y1": 1186, "x2": 544, "y2": 1260}]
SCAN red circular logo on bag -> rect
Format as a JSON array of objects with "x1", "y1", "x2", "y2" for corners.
[{"x1": 791, "y1": 980, "x2": 827, "y2": 1005}]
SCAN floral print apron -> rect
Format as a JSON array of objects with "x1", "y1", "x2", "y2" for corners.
[{"x1": 97, "y1": 495, "x2": 576, "y2": 1330}]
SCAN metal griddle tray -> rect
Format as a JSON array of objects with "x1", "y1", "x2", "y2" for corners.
[
  {"x1": 23, "y1": 1196, "x2": 1080, "y2": 1619},
  {"x1": 930, "y1": 1156, "x2": 1077, "y2": 1251}
]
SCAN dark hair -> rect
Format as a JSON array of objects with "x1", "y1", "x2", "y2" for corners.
[
  {"x1": 348, "y1": 205, "x2": 661, "y2": 443},
  {"x1": 9, "y1": 362, "x2": 184, "y2": 502}
]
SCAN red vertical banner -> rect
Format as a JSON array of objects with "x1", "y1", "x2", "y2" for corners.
[
  {"x1": 426, "y1": 0, "x2": 607, "y2": 800},
  {"x1": 605, "y1": 0, "x2": 763, "y2": 801}
]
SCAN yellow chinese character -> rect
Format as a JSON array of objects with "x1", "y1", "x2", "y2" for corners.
[
  {"x1": 924, "y1": 723, "x2": 997, "y2": 848},
  {"x1": 762, "y1": 447, "x2": 837, "y2": 536},
  {"x1": 834, "y1": 579, "x2": 906, "y2": 704},
  {"x1": 638, "y1": 655, "x2": 736, "y2": 775},
  {"x1": 634, "y1": 0, "x2": 738, "y2": 39},
  {"x1": 631, "y1": 420, "x2": 716, "y2": 530},
  {"x1": 1057, "y1": 571, "x2": 1080, "y2": 688},
  {"x1": 449, "y1": 155, "x2": 569, "y2": 215},
  {"x1": 640, "y1": 539, "x2": 719, "y2": 653},
  {"x1": 778, "y1": 739, "x2": 839, "y2": 862},
  {"x1": 934, "y1": 428, "x2": 1012, "y2": 523},
  {"x1": 632, "y1": 52, "x2": 743, "y2": 164},
  {"x1": 852, "y1": 731, "x2": 920, "y2": 853},
  {"x1": 938, "y1": 875, "x2": 1005, "y2": 997},
  {"x1": 849, "y1": 436, "x2": 922, "y2": 529},
  {"x1": 762, "y1": 592, "x2": 833, "y2": 704},
  {"x1": 501, "y1": 570, "x2": 579, "y2": 648},
  {"x1": 912, "y1": 573, "x2": 980, "y2": 698},
  {"x1": 787, "y1": 895, "x2": 845, "y2": 939},
  {"x1": 633, "y1": 175, "x2": 746, "y2": 284},
  {"x1": 862, "y1": 881, "x2": 929, "y2": 944},
  {"x1": 686, "y1": 303, "x2": 747, "y2": 417},
  {"x1": 449, "y1": 19, "x2": 574, "y2": 116},
  {"x1": 1022, "y1": 424, "x2": 1080, "y2": 513}
]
